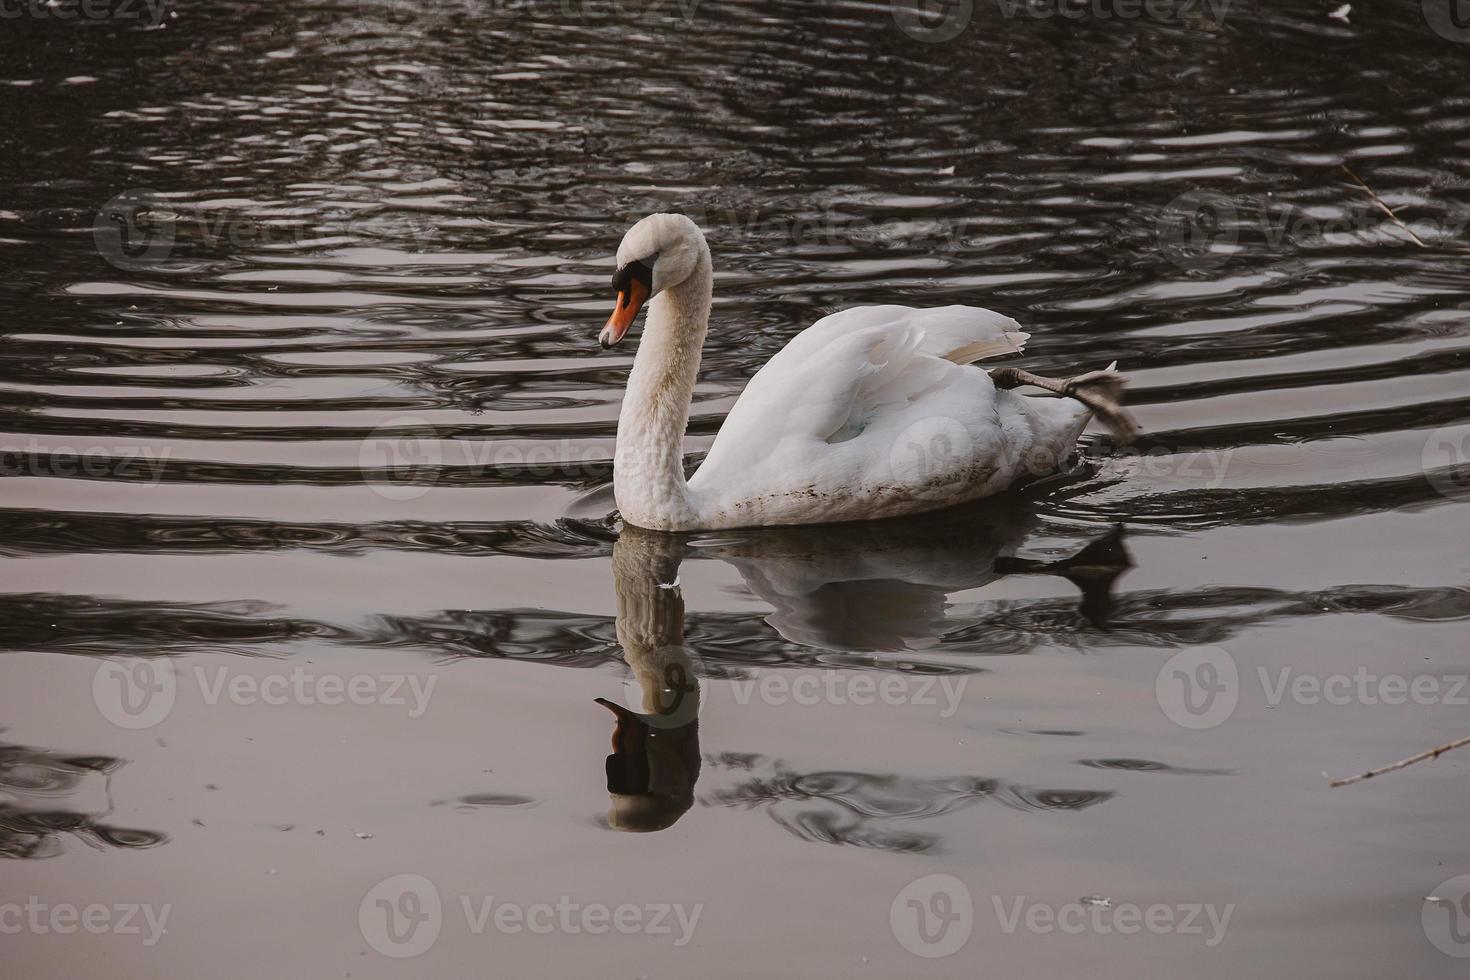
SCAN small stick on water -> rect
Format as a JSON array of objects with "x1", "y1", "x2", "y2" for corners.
[
  {"x1": 1329, "y1": 734, "x2": 1470, "y2": 787},
  {"x1": 1340, "y1": 164, "x2": 1432, "y2": 249}
]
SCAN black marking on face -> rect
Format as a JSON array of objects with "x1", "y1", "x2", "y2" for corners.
[{"x1": 611, "y1": 257, "x2": 655, "y2": 301}]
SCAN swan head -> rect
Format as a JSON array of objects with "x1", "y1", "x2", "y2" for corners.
[
  {"x1": 600, "y1": 213, "x2": 707, "y2": 348},
  {"x1": 596, "y1": 696, "x2": 700, "y2": 832}
]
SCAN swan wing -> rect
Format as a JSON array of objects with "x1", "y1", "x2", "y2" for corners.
[
  {"x1": 767, "y1": 304, "x2": 1029, "y2": 366},
  {"x1": 709, "y1": 304, "x2": 1029, "y2": 445},
  {"x1": 688, "y1": 306, "x2": 1085, "y2": 526}
]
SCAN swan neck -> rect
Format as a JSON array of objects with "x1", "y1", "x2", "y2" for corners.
[{"x1": 614, "y1": 255, "x2": 712, "y2": 530}]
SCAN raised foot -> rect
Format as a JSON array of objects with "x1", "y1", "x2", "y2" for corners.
[{"x1": 990, "y1": 366, "x2": 1140, "y2": 445}]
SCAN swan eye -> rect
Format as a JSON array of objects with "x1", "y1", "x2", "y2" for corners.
[{"x1": 611, "y1": 257, "x2": 655, "y2": 295}]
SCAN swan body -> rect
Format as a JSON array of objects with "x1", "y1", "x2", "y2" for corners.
[{"x1": 600, "y1": 213, "x2": 1127, "y2": 532}]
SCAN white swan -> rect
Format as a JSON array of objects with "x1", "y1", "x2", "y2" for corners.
[{"x1": 599, "y1": 213, "x2": 1136, "y2": 531}]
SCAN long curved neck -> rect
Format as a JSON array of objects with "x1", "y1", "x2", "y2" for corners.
[{"x1": 613, "y1": 252, "x2": 713, "y2": 530}]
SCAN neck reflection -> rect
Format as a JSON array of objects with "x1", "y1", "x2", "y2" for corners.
[
  {"x1": 596, "y1": 499, "x2": 1133, "y2": 834},
  {"x1": 597, "y1": 526, "x2": 701, "y2": 833}
]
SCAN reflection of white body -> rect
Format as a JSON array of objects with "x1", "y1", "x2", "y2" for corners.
[
  {"x1": 699, "y1": 499, "x2": 1038, "y2": 652},
  {"x1": 598, "y1": 517, "x2": 1129, "y2": 833},
  {"x1": 600, "y1": 214, "x2": 1133, "y2": 531}
]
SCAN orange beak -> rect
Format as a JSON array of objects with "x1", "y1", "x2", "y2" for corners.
[{"x1": 599, "y1": 277, "x2": 650, "y2": 348}]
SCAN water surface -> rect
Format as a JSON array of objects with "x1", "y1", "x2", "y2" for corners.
[{"x1": 3, "y1": 1, "x2": 1470, "y2": 976}]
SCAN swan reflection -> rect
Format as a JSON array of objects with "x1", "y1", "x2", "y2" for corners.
[
  {"x1": 596, "y1": 528, "x2": 702, "y2": 833},
  {"x1": 596, "y1": 500, "x2": 1133, "y2": 837},
  {"x1": 689, "y1": 495, "x2": 1130, "y2": 651}
]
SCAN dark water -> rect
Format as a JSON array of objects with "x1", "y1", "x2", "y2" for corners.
[{"x1": 4, "y1": 0, "x2": 1470, "y2": 976}]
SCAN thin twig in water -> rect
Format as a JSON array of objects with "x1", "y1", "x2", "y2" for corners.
[
  {"x1": 1329, "y1": 734, "x2": 1470, "y2": 787},
  {"x1": 1340, "y1": 163, "x2": 1437, "y2": 249}
]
